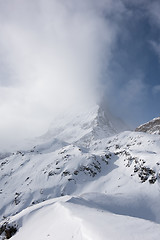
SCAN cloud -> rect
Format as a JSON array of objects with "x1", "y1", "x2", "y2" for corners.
[
  {"x1": 1, "y1": 0, "x2": 159, "y2": 149},
  {"x1": 0, "y1": 0, "x2": 125, "y2": 149},
  {"x1": 119, "y1": 75, "x2": 147, "y2": 105},
  {"x1": 148, "y1": 0, "x2": 160, "y2": 26},
  {"x1": 150, "y1": 40, "x2": 160, "y2": 51},
  {"x1": 106, "y1": 71, "x2": 149, "y2": 126},
  {"x1": 152, "y1": 85, "x2": 160, "y2": 95},
  {"x1": 147, "y1": 0, "x2": 160, "y2": 61}
]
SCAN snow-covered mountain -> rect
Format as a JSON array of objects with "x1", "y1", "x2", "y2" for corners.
[
  {"x1": 135, "y1": 117, "x2": 160, "y2": 135},
  {"x1": 0, "y1": 106, "x2": 160, "y2": 240},
  {"x1": 41, "y1": 105, "x2": 127, "y2": 146}
]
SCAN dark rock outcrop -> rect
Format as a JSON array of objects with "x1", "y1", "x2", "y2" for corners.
[{"x1": 135, "y1": 117, "x2": 160, "y2": 135}]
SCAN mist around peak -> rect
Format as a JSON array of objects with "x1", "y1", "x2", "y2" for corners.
[
  {"x1": 0, "y1": 0, "x2": 117, "y2": 149},
  {"x1": 0, "y1": 0, "x2": 160, "y2": 149}
]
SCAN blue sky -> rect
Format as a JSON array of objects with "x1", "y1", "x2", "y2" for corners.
[
  {"x1": 105, "y1": 1, "x2": 160, "y2": 125},
  {"x1": 0, "y1": 0, "x2": 160, "y2": 148}
]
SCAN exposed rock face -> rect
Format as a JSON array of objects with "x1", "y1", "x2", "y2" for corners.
[{"x1": 135, "y1": 117, "x2": 160, "y2": 135}]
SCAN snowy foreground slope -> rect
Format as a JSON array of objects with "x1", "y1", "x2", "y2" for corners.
[{"x1": 0, "y1": 106, "x2": 160, "y2": 239}]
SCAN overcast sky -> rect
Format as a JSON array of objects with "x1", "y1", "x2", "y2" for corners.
[{"x1": 0, "y1": 0, "x2": 160, "y2": 150}]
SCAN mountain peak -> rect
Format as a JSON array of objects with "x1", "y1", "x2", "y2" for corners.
[{"x1": 41, "y1": 104, "x2": 128, "y2": 146}]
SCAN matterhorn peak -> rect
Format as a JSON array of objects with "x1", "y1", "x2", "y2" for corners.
[{"x1": 40, "y1": 104, "x2": 128, "y2": 147}]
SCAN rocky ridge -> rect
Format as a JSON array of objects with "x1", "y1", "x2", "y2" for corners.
[{"x1": 135, "y1": 117, "x2": 160, "y2": 135}]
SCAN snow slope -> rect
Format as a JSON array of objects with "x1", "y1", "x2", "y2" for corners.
[
  {"x1": 0, "y1": 106, "x2": 160, "y2": 239},
  {"x1": 2, "y1": 194, "x2": 160, "y2": 240}
]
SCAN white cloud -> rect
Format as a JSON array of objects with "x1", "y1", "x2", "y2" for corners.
[
  {"x1": 148, "y1": 0, "x2": 160, "y2": 26},
  {"x1": 0, "y1": 0, "x2": 124, "y2": 149},
  {"x1": 150, "y1": 41, "x2": 160, "y2": 62},
  {"x1": 119, "y1": 75, "x2": 147, "y2": 106},
  {"x1": 152, "y1": 85, "x2": 160, "y2": 95},
  {"x1": 145, "y1": 1, "x2": 160, "y2": 60}
]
